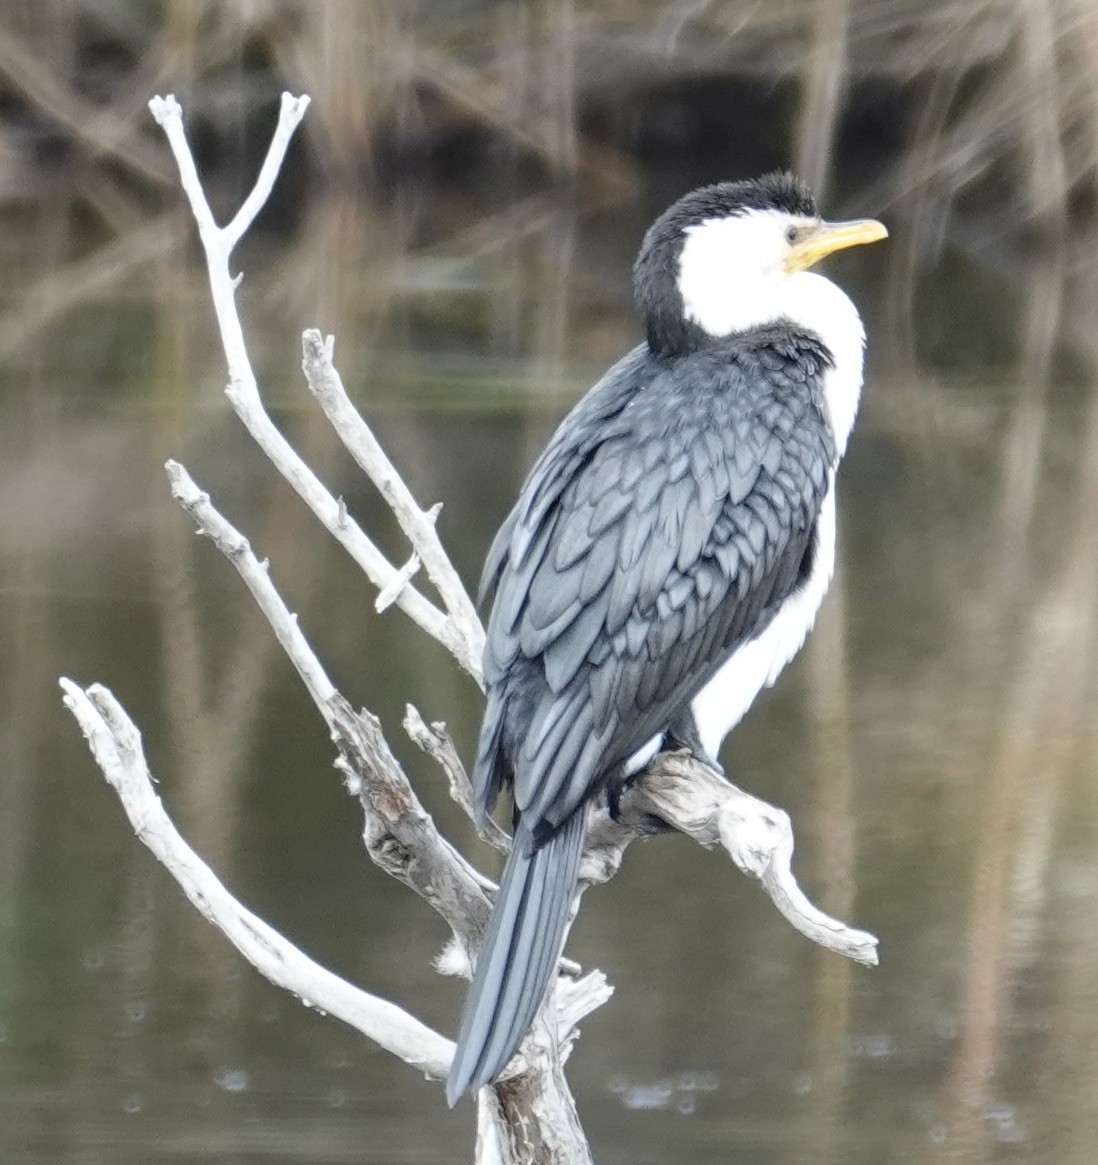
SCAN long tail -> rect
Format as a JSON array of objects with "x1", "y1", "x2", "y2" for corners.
[{"x1": 446, "y1": 809, "x2": 587, "y2": 1105}]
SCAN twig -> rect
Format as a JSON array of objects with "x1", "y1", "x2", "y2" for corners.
[
  {"x1": 375, "y1": 553, "x2": 421, "y2": 613},
  {"x1": 404, "y1": 704, "x2": 510, "y2": 853},
  {"x1": 148, "y1": 92, "x2": 478, "y2": 679},
  {"x1": 592, "y1": 752, "x2": 879, "y2": 966},
  {"x1": 165, "y1": 460, "x2": 493, "y2": 945},
  {"x1": 59, "y1": 679, "x2": 455, "y2": 1079},
  {"x1": 301, "y1": 329, "x2": 485, "y2": 665},
  {"x1": 165, "y1": 461, "x2": 335, "y2": 703}
]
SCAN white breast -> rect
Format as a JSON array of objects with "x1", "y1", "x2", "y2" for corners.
[
  {"x1": 624, "y1": 270, "x2": 865, "y2": 773},
  {"x1": 689, "y1": 479, "x2": 836, "y2": 759},
  {"x1": 784, "y1": 272, "x2": 865, "y2": 456},
  {"x1": 684, "y1": 278, "x2": 862, "y2": 762},
  {"x1": 677, "y1": 212, "x2": 867, "y2": 455}
]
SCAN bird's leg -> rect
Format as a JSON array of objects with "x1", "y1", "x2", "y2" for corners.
[
  {"x1": 606, "y1": 764, "x2": 670, "y2": 835},
  {"x1": 607, "y1": 709, "x2": 725, "y2": 836}
]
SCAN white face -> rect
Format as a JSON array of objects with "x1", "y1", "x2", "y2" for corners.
[
  {"x1": 676, "y1": 208, "x2": 819, "y2": 338},
  {"x1": 668, "y1": 199, "x2": 885, "y2": 457}
]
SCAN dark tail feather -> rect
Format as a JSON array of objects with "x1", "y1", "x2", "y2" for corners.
[{"x1": 446, "y1": 810, "x2": 586, "y2": 1105}]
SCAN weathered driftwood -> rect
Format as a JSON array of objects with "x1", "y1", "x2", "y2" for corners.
[{"x1": 61, "y1": 92, "x2": 877, "y2": 1165}]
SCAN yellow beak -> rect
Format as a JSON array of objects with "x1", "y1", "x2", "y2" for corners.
[{"x1": 785, "y1": 218, "x2": 888, "y2": 272}]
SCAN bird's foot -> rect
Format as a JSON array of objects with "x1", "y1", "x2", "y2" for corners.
[{"x1": 607, "y1": 773, "x2": 674, "y2": 835}]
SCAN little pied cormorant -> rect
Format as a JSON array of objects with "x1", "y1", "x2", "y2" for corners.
[{"x1": 447, "y1": 172, "x2": 887, "y2": 1105}]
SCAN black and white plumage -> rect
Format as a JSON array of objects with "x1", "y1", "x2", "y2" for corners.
[{"x1": 446, "y1": 173, "x2": 886, "y2": 1105}]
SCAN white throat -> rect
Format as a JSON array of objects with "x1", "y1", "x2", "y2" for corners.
[{"x1": 677, "y1": 214, "x2": 867, "y2": 455}]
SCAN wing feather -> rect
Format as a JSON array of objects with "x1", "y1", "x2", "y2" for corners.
[{"x1": 473, "y1": 329, "x2": 837, "y2": 835}]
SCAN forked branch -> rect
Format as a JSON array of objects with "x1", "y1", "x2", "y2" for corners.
[
  {"x1": 300, "y1": 328, "x2": 485, "y2": 662},
  {"x1": 59, "y1": 679, "x2": 455, "y2": 1079},
  {"x1": 149, "y1": 93, "x2": 482, "y2": 681},
  {"x1": 165, "y1": 460, "x2": 493, "y2": 952}
]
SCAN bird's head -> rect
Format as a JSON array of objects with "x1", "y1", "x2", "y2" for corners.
[{"x1": 633, "y1": 172, "x2": 887, "y2": 357}]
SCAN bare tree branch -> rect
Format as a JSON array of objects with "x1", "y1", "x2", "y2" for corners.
[
  {"x1": 590, "y1": 752, "x2": 879, "y2": 966},
  {"x1": 165, "y1": 460, "x2": 335, "y2": 702},
  {"x1": 404, "y1": 703, "x2": 510, "y2": 853},
  {"x1": 0, "y1": 26, "x2": 173, "y2": 185},
  {"x1": 301, "y1": 328, "x2": 485, "y2": 665},
  {"x1": 555, "y1": 968, "x2": 614, "y2": 1038},
  {"x1": 58, "y1": 679, "x2": 455, "y2": 1080},
  {"x1": 165, "y1": 460, "x2": 494, "y2": 949},
  {"x1": 148, "y1": 92, "x2": 478, "y2": 680}
]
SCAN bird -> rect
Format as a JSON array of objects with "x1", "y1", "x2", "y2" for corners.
[{"x1": 446, "y1": 172, "x2": 886, "y2": 1105}]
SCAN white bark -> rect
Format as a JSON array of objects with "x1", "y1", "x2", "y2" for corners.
[
  {"x1": 587, "y1": 753, "x2": 878, "y2": 966},
  {"x1": 59, "y1": 679, "x2": 454, "y2": 1080},
  {"x1": 148, "y1": 93, "x2": 480, "y2": 681},
  {"x1": 404, "y1": 703, "x2": 511, "y2": 854},
  {"x1": 300, "y1": 328, "x2": 485, "y2": 664},
  {"x1": 165, "y1": 460, "x2": 494, "y2": 950}
]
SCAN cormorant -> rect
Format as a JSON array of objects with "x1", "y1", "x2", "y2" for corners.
[{"x1": 447, "y1": 172, "x2": 886, "y2": 1105}]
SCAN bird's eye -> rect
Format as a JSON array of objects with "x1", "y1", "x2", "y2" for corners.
[{"x1": 785, "y1": 225, "x2": 800, "y2": 245}]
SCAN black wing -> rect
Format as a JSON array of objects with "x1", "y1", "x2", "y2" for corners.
[{"x1": 475, "y1": 329, "x2": 836, "y2": 840}]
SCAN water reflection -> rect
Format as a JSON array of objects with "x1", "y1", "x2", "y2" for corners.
[{"x1": 1, "y1": 174, "x2": 1098, "y2": 1165}]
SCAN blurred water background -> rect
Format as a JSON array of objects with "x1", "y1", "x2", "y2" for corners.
[{"x1": 2, "y1": 2, "x2": 1098, "y2": 1162}]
